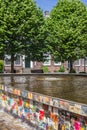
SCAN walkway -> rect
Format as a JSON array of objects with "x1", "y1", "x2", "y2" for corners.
[{"x1": 0, "y1": 110, "x2": 37, "y2": 130}]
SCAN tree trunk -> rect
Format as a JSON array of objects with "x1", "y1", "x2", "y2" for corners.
[
  {"x1": 11, "y1": 54, "x2": 15, "y2": 73},
  {"x1": 84, "y1": 58, "x2": 86, "y2": 73},
  {"x1": 0, "y1": 53, "x2": 4, "y2": 60},
  {"x1": 69, "y1": 59, "x2": 73, "y2": 73}
]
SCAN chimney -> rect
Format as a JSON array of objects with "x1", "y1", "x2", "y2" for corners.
[{"x1": 44, "y1": 11, "x2": 49, "y2": 17}]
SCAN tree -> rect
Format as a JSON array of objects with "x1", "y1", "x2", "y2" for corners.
[
  {"x1": 0, "y1": 43, "x2": 4, "y2": 59},
  {"x1": 45, "y1": 0, "x2": 87, "y2": 72},
  {"x1": 0, "y1": 60, "x2": 4, "y2": 73},
  {"x1": 0, "y1": 0, "x2": 46, "y2": 73}
]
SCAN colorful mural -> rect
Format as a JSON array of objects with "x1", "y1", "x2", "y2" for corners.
[{"x1": 0, "y1": 84, "x2": 87, "y2": 130}]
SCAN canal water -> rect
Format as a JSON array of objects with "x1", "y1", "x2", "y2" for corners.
[{"x1": 0, "y1": 74, "x2": 87, "y2": 104}]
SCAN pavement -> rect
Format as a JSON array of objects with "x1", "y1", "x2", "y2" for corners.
[{"x1": 0, "y1": 110, "x2": 37, "y2": 130}]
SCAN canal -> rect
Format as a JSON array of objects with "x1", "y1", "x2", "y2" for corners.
[{"x1": 0, "y1": 74, "x2": 87, "y2": 104}]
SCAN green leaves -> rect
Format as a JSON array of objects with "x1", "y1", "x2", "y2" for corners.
[
  {"x1": 0, "y1": 60, "x2": 4, "y2": 73},
  {"x1": 45, "y1": 0, "x2": 87, "y2": 62},
  {"x1": 0, "y1": 0, "x2": 45, "y2": 72}
]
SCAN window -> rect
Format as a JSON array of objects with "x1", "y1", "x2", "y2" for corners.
[
  {"x1": 5, "y1": 55, "x2": 21, "y2": 66},
  {"x1": 14, "y1": 55, "x2": 21, "y2": 65},
  {"x1": 82, "y1": 58, "x2": 87, "y2": 66},
  {"x1": 43, "y1": 55, "x2": 51, "y2": 66},
  {"x1": 4, "y1": 55, "x2": 11, "y2": 65},
  {"x1": 74, "y1": 60, "x2": 80, "y2": 66},
  {"x1": 54, "y1": 61, "x2": 61, "y2": 66},
  {"x1": 5, "y1": 58, "x2": 11, "y2": 65}
]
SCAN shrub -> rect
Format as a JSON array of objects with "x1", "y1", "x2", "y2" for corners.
[
  {"x1": 41, "y1": 65, "x2": 48, "y2": 73},
  {"x1": 0, "y1": 60, "x2": 4, "y2": 73},
  {"x1": 54, "y1": 70, "x2": 58, "y2": 72},
  {"x1": 69, "y1": 68, "x2": 76, "y2": 73},
  {"x1": 58, "y1": 65, "x2": 65, "y2": 72}
]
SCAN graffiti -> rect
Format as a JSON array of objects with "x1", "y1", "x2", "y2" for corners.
[{"x1": 0, "y1": 84, "x2": 87, "y2": 130}]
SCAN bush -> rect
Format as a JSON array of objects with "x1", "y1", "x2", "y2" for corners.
[
  {"x1": 58, "y1": 65, "x2": 65, "y2": 72},
  {"x1": 41, "y1": 65, "x2": 48, "y2": 73},
  {"x1": 0, "y1": 60, "x2": 4, "y2": 73},
  {"x1": 69, "y1": 68, "x2": 76, "y2": 73},
  {"x1": 54, "y1": 70, "x2": 58, "y2": 73}
]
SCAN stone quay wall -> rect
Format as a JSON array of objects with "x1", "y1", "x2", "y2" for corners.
[{"x1": 0, "y1": 84, "x2": 87, "y2": 130}]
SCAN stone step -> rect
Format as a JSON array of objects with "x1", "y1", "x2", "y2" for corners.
[{"x1": 22, "y1": 68, "x2": 31, "y2": 74}]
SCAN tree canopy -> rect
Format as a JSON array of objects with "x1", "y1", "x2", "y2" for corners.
[
  {"x1": 0, "y1": 43, "x2": 4, "y2": 59},
  {"x1": 0, "y1": 0, "x2": 46, "y2": 72},
  {"x1": 45, "y1": 0, "x2": 87, "y2": 72}
]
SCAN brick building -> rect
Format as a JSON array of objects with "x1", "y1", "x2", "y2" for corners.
[{"x1": 4, "y1": 11, "x2": 87, "y2": 73}]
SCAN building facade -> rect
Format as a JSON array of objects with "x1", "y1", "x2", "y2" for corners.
[
  {"x1": 4, "y1": 55, "x2": 33, "y2": 73},
  {"x1": 4, "y1": 54, "x2": 87, "y2": 73}
]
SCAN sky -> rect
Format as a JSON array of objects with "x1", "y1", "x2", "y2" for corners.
[{"x1": 35, "y1": 0, "x2": 87, "y2": 12}]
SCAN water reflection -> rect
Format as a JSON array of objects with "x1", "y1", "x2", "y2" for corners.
[{"x1": 0, "y1": 75, "x2": 87, "y2": 104}]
